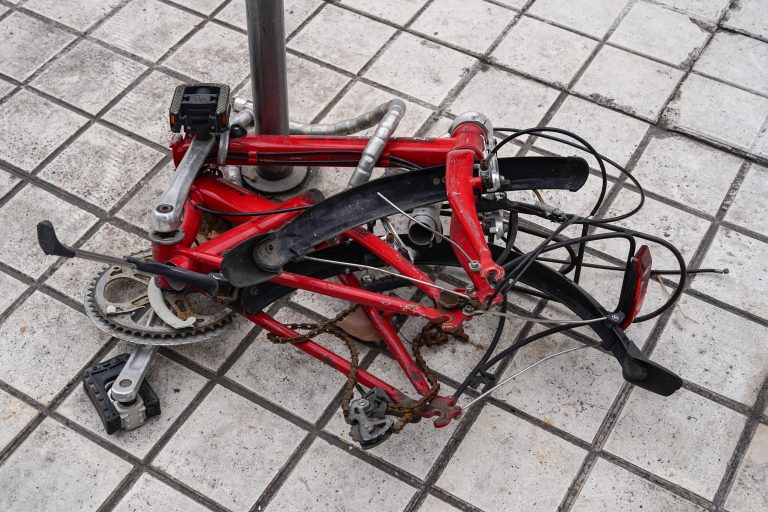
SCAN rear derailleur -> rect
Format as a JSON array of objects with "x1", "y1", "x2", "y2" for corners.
[{"x1": 347, "y1": 388, "x2": 394, "y2": 449}]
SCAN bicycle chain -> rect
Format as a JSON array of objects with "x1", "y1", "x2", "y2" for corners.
[{"x1": 265, "y1": 306, "x2": 469, "y2": 435}]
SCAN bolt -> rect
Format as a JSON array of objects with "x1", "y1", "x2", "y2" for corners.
[
  {"x1": 156, "y1": 204, "x2": 173, "y2": 213},
  {"x1": 469, "y1": 260, "x2": 481, "y2": 272}
]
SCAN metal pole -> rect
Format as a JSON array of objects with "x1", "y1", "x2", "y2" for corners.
[{"x1": 243, "y1": 0, "x2": 307, "y2": 192}]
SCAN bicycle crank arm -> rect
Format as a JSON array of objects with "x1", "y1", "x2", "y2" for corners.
[
  {"x1": 222, "y1": 156, "x2": 589, "y2": 287},
  {"x1": 36, "y1": 220, "x2": 229, "y2": 297}
]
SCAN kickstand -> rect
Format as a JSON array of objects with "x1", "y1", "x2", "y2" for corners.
[{"x1": 82, "y1": 344, "x2": 160, "y2": 434}]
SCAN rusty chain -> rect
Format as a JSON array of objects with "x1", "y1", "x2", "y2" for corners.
[{"x1": 265, "y1": 305, "x2": 469, "y2": 435}]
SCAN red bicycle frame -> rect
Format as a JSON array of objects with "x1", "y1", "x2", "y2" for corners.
[{"x1": 152, "y1": 122, "x2": 500, "y2": 426}]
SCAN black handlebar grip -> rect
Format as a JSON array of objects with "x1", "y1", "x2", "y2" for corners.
[{"x1": 37, "y1": 221, "x2": 76, "y2": 258}]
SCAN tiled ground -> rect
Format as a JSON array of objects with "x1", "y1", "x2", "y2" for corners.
[{"x1": 0, "y1": 0, "x2": 766, "y2": 511}]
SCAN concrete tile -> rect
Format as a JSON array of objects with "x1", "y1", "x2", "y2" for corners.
[
  {"x1": 594, "y1": 187, "x2": 711, "y2": 269},
  {"x1": 182, "y1": 0, "x2": 227, "y2": 15},
  {"x1": 437, "y1": 404, "x2": 587, "y2": 511},
  {"x1": 574, "y1": 46, "x2": 683, "y2": 122},
  {"x1": 170, "y1": 315, "x2": 254, "y2": 372},
  {"x1": 0, "y1": 271, "x2": 26, "y2": 314},
  {"x1": 572, "y1": 458, "x2": 706, "y2": 512},
  {"x1": 537, "y1": 95, "x2": 650, "y2": 169},
  {"x1": 339, "y1": 0, "x2": 427, "y2": 24},
  {"x1": 0, "y1": 90, "x2": 87, "y2": 172},
  {"x1": 418, "y1": 495, "x2": 461, "y2": 512},
  {"x1": 655, "y1": 0, "x2": 731, "y2": 20},
  {"x1": 0, "y1": 389, "x2": 38, "y2": 452},
  {"x1": 609, "y1": 2, "x2": 710, "y2": 67},
  {"x1": 236, "y1": 54, "x2": 350, "y2": 123},
  {"x1": 153, "y1": 385, "x2": 306, "y2": 511},
  {"x1": 0, "y1": 418, "x2": 133, "y2": 512},
  {"x1": 113, "y1": 473, "x2": 211, "y2": 512},
  {"x1": 57, "y1": 346, "x2": 207, "y2": 458},
  {"x1": 105, "y1": 70, "x2": 181, "y2": 147},
  {"x1": 528, "y1": 0, "x2": 629, "y2": 38},
  {"x1": 0, "y1": 167, "x2": 19, "y2": 196},
  {"x1": 492, "y1": 16, "x2": 597, "y2": 88},
  {"x1": 25, "y1": 0, "x2": 123, "y2": 31},
  {"x1": 216, "y1": 0, "x2": 321, "y2": 34},
  {"x1": 117, "y1": 162, "x2": 174, "y2": 232},
  {"x1": 0, "y1": 12, "x2": 75, "y2": 80},
  {"x1": 39, "y1": 124, "x2": 164, "y2": 209},
  {"x1": 723, "y1": 0, "x2": 768, "y2": 40},
  {"x1": 0, "y1": 292, "x2": 109, "y2": 403},
  {"x1": 494, "y1": 330, "x2": 625, "y2": 442},
  {"x1": 604, "y1": 387, "x2": 745, "y2": 499},
  {"x1": 290, "y1": 5, "x2": 396, "y2": 73},
  {"x1": 268, "y1": 438, "x2": 416, "y2": 511},
  {"x1": 632, "y1": 133, "x2": 743, "y2": 215},
  {"x1": 92, "y1": 0, "x2": 201, "y2": 62},
  {"x1": 449, "y1": 66, "x2": 559, "y2": 128},
  {"x1": 692, "y1": 227, "x2": 768, "y2": 320},
  {"x1": 664, "y1": 74, "x2": 768, "y2": 150},
  {"x1": 46, "y1": 222, "x2": 146, "y2": 301},
  {"x1": 695, "y1": 32, "x2": 768, "y2": 96},
  {"x1": 411, "y1": 0, "x2": 515, "y2": 54},
  {"x1": 726, "y1": 164, "x2": 768, "y2": 237},
  {"x1": 32, "y1": 40, "x2": 146, "y2": 115},
  {"x1": 654, "y1": 294, "x2": 768, "y2": 405},
  {"x1": 753, "y1": 126, "x2": 768, "y2": 160},
  {"x1": 0, "y1": 77, "x2": 14, "y2": 100},
  {"x1": 0, "y1": 184, "x2": 97, "y2": 278},
  {"x1": 323, "y1": 356, "x2": 460, "y2": 479},
  {"x1": 165, "y1": 23, "x2": 249, "y2": 85},
  {"x1": 290, "y1": 280, "x2": 351, "y2": 318},
  {"x1": 321, "y1": 81, "x2": 433, "y2": 136},
  {"x1": 725, "y1": 423, "x2": 768, "y2": 512},
  {"x1": 365, "y1": 32, "x2": 476, "y2": 106},
  {"x1": 227, "y1": 308, "x2": 368, "y2": 423}
]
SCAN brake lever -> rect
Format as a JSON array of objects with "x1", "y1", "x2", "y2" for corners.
[{"x1": 36, "y1": 220, "x2": 231, "y2": 297}]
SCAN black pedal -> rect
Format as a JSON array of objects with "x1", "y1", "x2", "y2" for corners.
[
  {"x1": 82, "y1": 354, "x2": 161, "y2": 434},
  {"x1": 169, "y1": 83, "x2": 230, "y2": 140}
]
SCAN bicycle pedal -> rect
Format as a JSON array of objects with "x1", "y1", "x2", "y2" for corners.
[{"x1": 82, "y1": 354, "x2": 161, "y2": 434}]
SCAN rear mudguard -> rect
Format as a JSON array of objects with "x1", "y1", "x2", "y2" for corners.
[
  {"x1": 222, "y1": 156, "x2": 588, "y2": 287},
  {"x1": 235, "y1": 239, "x2": 682, "y2": 397}
]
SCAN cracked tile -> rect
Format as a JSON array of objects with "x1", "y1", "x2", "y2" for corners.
[
  {"x1": 153, "y1": 385, "x2": 306, "y2": 511},
  {"x1": 438, "y1": 404, "x2": 587, "y2": 511},
  {"x1": 632, "y1": 133, "x2": 743, "y2": 215},
  {"x1": 574, "y1": 46, "x2": 683, "y2": 122},
  {"x1": 604, "y1": 387, "x2": 745, "y2": 499},
  {"x1": 664, "y1": 74, "x2": 768, "y2": 150},
  {"x1": 38, "y1": 124, "x2": 164, "y2": 210},
  {"x1": 0, "y1": 418, "x2": 132, "y2": 512},
  {"x1": 492, "y1": 16, "x2": 597, "y2": 88},
  {"x1": 92, "y1": 0, "x2": 201, "y2": 62},
  {"x1": 32, "y1": 40, "x2": 147, "y2": 114},
  {"x1": 365, "y1": 32, "x2": 476, "y2": 106},
  {"x1": 267, "y1": 438, "x2": 416, "y2": 511},
  {"x1": 0, "y1": 184, "x2": 97, "y2": 278},
  {"x1": 654, "y1": 294, "x2": 768, "y2": 405},
  {"x1": 609, "y1": 2, "x2": 710, "y2": 67},
  {"x1": 0, "y1": 292, "x2": 109, "y2": 403},
  {"x1": 411, "y1": 0, "x2": 515, "y2": 54},
  {"x1": 0, "y1": 12, "x2": 75, "y2": 80},
  {"x1": 289, "y1": 5, "x2": 396, "y2": 73},
  {"x1": 0, "y1": 90, "x2": 87, "y2": 172},
  {"x1": 692, "y1": 227, "x2": 768, "y2": 320}
]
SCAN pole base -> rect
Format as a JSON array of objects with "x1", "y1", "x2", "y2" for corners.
[{"x1": 242, "y1": 166, "x2": 309, "y2": 193}]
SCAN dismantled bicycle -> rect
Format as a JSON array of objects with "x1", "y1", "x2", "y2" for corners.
[{"x1": 37, "y1": 82, "x2": 719, "y2": 447}]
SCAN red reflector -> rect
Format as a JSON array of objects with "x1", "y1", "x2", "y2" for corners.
[{"x1": 619, "y1": 245, "x2": 652, "y2": 329}]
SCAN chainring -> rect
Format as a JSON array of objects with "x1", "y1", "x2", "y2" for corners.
[{"x1": 84, "y1": 253, "x2": 233, "y2": 346}]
